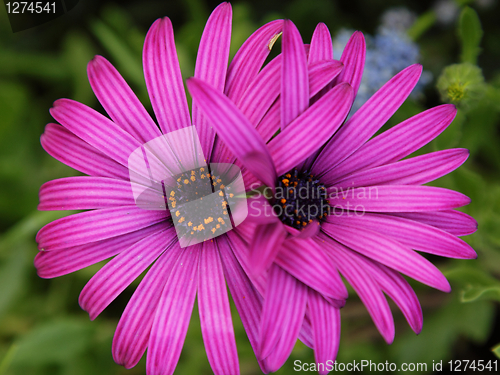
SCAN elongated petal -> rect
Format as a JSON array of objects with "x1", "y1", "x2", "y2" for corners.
[
  {"x1": 327, "y1": 185, "x2": 470, "y2": 212},
  {"x1": 225, "y1": 19, "x2": 283, "y2": 103},
  {"x1": 362, "y1": 261, "x2": 423, "y2": 334},
  {"x1": 322, "y1": 222, "x2": 451, "y2": 292},
  {"x1": 331, "y1": 31, "x2": 365, "y2": 96},
  {"x1": 199, "y1": 241, "x2": 239, "y2": 375},
  {"x1": 143, "y1": 17, "x2": 191, "y2": 133},
  {"x1": 276, "y1": 238, "x2": 348, "y2": 300},
  {"x1": 41, "y1": 123, "x2": 129, "y2": 180},
  {"x1": 88, "y1": 55, "x2": 162, "y2": 143},
  {"x1": 218, "y1": 237, "x2": 268, "y2": 372},
  {"x1": 308, "y1": 23, "x2": 333, "y2": 63},
  {"x1": 38, "y1": 177, "x2": 136, "y2": 210},
  {"x1": 256, "y1": 60, "x2": 344, "y2": 144},
  {"x1": 333, "y1": 148, "x2": 470, "y2": 188},
  {"x1": 35, "y1": 223, "x2": 165, "y2": 278},
  {"x1": 192, "y1": 2, "x2": 232, "y2": 158},
  {"x1": 147, "y1": 245, "x2": 200, "y2": 375},
  {"x1": 246, "y1": 195, "x2": 279, "y2": 223},
  {"x1": 260, "y1": 265, "x2": 307, "y2": 370},
  {"x1": 50, "y1": 99, "x2": 141, "y2": 166},
  {"x1": 268, "y1": 82, "x2": 354, "y2": 176},
  {"x1": 313, "y1": 64, "x2": 422, "y2": 176},
  {"x1": 326, "y1": 104, "x2": 457, "y2": 182},
  {"x1": 250, "y1": 222, "x2": 286, "y2": 275},
  {"x1": 308, "y1": 290, "x2": 341, "y2": 375},
  {"x1": 322, "y1": 237, "x2": 395, "y2": 343},
  {"x1": 393, "y1": 210, "x2": 478, "y2": 236},
  {"x1": 187, "y1": 77, "x2": 277, "y2": 188},
  {"x1": 327, "y1": 212, "x2": 476, "y2": 259},
  {"x1": 113, "y1": 242, "x2": 183, "y2": 368},
  {"x1": 79, "y1": 226, "x2": 176, "y2": 320},
  {"x1": 36, "y1": 206, "x2": 168, "y2": 251},
  {"x1": 281, "y1": 20, "x2": 309, "y2": 129}
]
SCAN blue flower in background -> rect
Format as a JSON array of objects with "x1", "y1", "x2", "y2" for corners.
[{"x1": 334, "y1": 27, "x2": 432, "y2": 113}]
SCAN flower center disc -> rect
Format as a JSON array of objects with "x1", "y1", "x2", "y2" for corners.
[
  {"x1": 164, "y1": 167, "x2": 232, "y2": 240},
  {"x1": 273, "y1": 168, "x2": 330, "y2": 229}
]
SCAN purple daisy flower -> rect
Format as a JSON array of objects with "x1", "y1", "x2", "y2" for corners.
[
  {"x1": 188, "y1": 20, "x2": 478, "y2": 373},
  {"x1": 32, "y1": 3, "x2": 307, "y2": 374}
]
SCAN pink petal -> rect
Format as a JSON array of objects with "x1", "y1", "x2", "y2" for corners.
[
  {"x1": 327, "y1": 185, "x2": 470, "y2": 212},
  {"x1": 312, "y1": 64, "x2": 422, "y2": 177},
  {"x1": 362, "y1": 261, "x2": 423, "y2": 334},
  {"x1": 259, "y1": 265, "x2": 307, "y2": 371},
  {"x1": 246, "y1": 195, "x2": 280, "y2": 224},
  {"x1": 78, "y1": 226, "x2": 176, "y2": 320},
  {"x1": 147, "y1": 245, "x2": 201, "y2": 375},
  {"x1": 333, "y1": 148, "x2": 470, "y2": 188},
  {"x1": 192, "y1": 2, "x2": 232, "y2": 158},
  {"x1": 322, "y1": 237, "x2": 395, "y2": 343},
  {"x1": 41, "y1": 123, "x2": 129, "y2": 180},
  {"x1": 308, "y1": 290, "x2": 341, "y2": 375},
  {"x1": 187, "y1": 77, "x2": 277, "y2": 188},
  {"x1": 36, "y1": 206, "x2": 168, "y2": 251},
  {"x1": 143, "y1": 17, "x2": 191, "y2": 133},
  {"x1": 250, "y1": 222, "x2": 287, "y2": 275},
  {"x1": 198, "y1": 240, "x2": 239, "y2": 375},
  {"x1": 325, "y1": 104, "x2": 457, "y2": 183},
  {"x1": 218, "y1": 236, "x2": 268, "y2": 373},
  {"x1": 256, "y1": 60, "x2": 344, "y2": 144},
  {"x1": 87, "y1": 55, "x2": 162, "y2": 143},
  {"x1": 322, "y1": 222, "x2": 451, "y2": 292},
  {"x1": 268, "y1": 82, "x2": 354, "y2": 176},
  {"x1": 34, "y1": 223, "x2": 165, "y2": 278},
  {"x1": 276, "y1": 237, "x2": 348, "y2": 300},
  {"x1": 38, "y1": 176, "x2": 136, "y2": 210},
  {"x1": 308, "y1": 23, "x2": 333, "y2": 63},
  {"x1": 393, "y1": 210, "x2": 477, "y2": 236},
  {"x1": 326, "y1": 212, "x2": 476, "y2": 259},
  {"x1": 50, "y1": 99, "x2": 141, "y2": 166},
  {"x1": 331, "y1": 31, "x2": 366, "y2": 96},
  {"x1": 281, "y1": 20, "x2": 309, "y2": 129},
  {"x1": 112, "y1": 242, "x2": 183, "y2": 368},
  {"x1": 225, "y1": 19, "x2": 284, "y2": 103}
]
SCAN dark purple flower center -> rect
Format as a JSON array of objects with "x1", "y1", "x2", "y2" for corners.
[
  {"x1": 272, "y1": 168, "x2": 330, "y2": 229},
  {"x1": 162, "y1": 167, "x2": 232, "y2": 239}
]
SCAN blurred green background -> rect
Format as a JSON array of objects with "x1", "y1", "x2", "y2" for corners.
[{"x1": 0, "y1": 0, "x2": 499, "y2": 374}]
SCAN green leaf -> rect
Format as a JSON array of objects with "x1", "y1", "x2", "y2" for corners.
[
  {"x1": 493, "y1": 343, "x2": 500, "y2": 359},
  {"x1": 445, "y1": 267, "x2": 500, "y2": 303},
  {"x1": 10, "y1": 319, "x2": 93, "y2": 367},
  {"x1": 458, "y1": 7, "x2": 483, "y2": 64}
]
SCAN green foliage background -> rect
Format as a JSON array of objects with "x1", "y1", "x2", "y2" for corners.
[{"x1": 0, "y1": 0, "x2": 499, "y2": 374}]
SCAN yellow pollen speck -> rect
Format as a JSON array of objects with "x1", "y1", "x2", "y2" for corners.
[
  {"x1": 175, "y1": 211, "x2": 180, "y2": 217},
  {"x1": 229, "y1": 193, "x2": 234, "y2": 198},
  {"x1": 179, "y1": 217, "x2": 185, "y2": 223},
  {"x1": 177, "y1": 177, "x2": 181, "y2": 182},
  {"x1": 280, "y1": 198, "x2": 286, "y2": 204},
  {"x1": 197, "y1": 224, "x2": 205, "y2": 231},
  {"x1": 223, "y1": 211, "x2": 227, "y2": 215},
  {"x1": 212, "y1": 228, "x2": 216, "y2": 233},
  {"x1": 204, "y1": 217, "x2": 214, "y2": 224},
  {"x1": 217, "y1": 179, "x2": 221, "y2": 184},
  {"x1": 201, "y1": 174, "x2": 206, "y2": 179},
  {"x1": 285, "y1": 173, "x2": 291, "y2": 178},
  {"x1": 220, "y1": 184, "x2": 225, "y2": 189},
  {"x1": 188, "y1": 221, "x2": 192, "y2": 226},
  {"x1": 200, "y1": 168, "x2": 205, "y2": 172},
  {"x1": 216, "y1": 224, "x2": 220, "y2": 229},
  {"x1": 184, "y1": 179, "x2": 189, "y2": 184},
  {"x1": 191, "y1": 170, "x2": 195, "y2": 175},
  {"x1": 190, "y1": 176, "x2": 196, "y2": 181},
  {"x1": 206, "y1": 173, "x2": 210, "y2": 177},
  {"x1": 170, "y1": 191, "x2": 175, "y2": 197},
  {"x1": 219, "y1": 191, "x2": 224, "y2": 196},
  {"x1": 171, "y1": 201, "x2": 176, "y2": 208}
]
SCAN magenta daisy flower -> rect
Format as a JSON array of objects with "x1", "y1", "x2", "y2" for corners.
[
  {"x1": 32, "y1": 3, "x2": 309, "y2": 374},
  {"x1": 188, "y1": 20, "x2": 478, "y2": 373}
]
